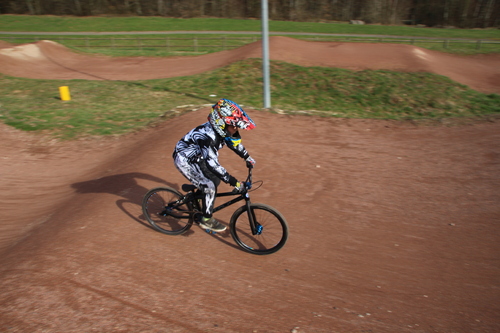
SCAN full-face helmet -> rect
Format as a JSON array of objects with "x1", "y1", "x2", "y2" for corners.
[{"x1": 208, "y1": 98, "x2": 256, "y2": 137}]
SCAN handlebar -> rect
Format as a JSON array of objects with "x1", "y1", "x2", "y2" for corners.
[{"x1": 231, "y1": 167, "x2": 253, "y2": 194}]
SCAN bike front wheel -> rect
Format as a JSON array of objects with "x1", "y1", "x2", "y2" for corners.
[
  {"x1": 230, "y1": 203, "x2": 288, "y2": 255},
  {"x1": 142, "y1": 187, "x2": 194, "y2": 235}
]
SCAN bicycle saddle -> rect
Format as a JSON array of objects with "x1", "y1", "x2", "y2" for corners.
[{"x1": 182, "y1": 184, "x2": 197, "y2": 192}]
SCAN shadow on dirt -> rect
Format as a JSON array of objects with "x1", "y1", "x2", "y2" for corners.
[
  {"x1": 70, "y1": 172, "x2": 244, "y2": 250},
  {"x1": 70, "y1": 172, "x2": 172, "y2": 228}
]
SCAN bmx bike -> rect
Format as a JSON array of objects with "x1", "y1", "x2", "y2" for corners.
[{"x1": 142, "y1": 168, "x2": 288, "y2": 255}]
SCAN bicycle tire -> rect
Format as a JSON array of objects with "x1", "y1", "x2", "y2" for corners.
[
  {"x1": 230, "y1": 203, "x2": 288, "y2": 255},
  {"x1": 142, "y1": 187, "x2": 194, "y2": 235}
]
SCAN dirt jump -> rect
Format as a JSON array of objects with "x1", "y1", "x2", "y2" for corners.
[{"x1": 0, "y1": 37, "x2": 499, "y2": 332}]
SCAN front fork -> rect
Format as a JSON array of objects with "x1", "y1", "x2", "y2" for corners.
[{"x1": 245, "y1": 194, "x2": 262, "y2": 235}]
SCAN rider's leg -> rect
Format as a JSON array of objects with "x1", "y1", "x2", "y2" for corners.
[
  {"x1": 174, "y1": 154, "x2": 225, "y2": 231},
  {"x1": 198, "y1": 173, "x2": 226, "y2": 231},
  {"x1": 199, "y1": 181, "x2": 216, "y2": 218}
]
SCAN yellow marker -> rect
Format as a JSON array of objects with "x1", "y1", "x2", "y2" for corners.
[{"x1": 59, "y1": 86, "x2": 71, "y2": 101}]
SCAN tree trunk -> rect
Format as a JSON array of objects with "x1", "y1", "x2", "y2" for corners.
[
  {"x1": 26, "y1": 0, "x2": 36, "y2": 15},
  {"x1": 391, "y1": 0, "x2": 400, "y2": 24},
  {"x1": 443, "y1": 0, "x2": 450, "y2": 25},
  {"x1": 74, "y1": 0, "x2": 83, "y2": 15},
  {"x1": 135, "y1": 0, "x2": 143, "y2": 15},
  {"x1": 158, "y1": 0, "x2": 166, "y2": 16},
  {"x1": 483, "y1": 0, "x2": 495, "y2": 27},
  {"x1": 460, "y1": 0, "x2": 471, "y2": 28}
]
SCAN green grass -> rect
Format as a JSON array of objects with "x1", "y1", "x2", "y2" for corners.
[
  {"x1": 0, "y1": 75, "x2": 206, "y2": 139},
  {"x1": 1, "y1": 59, "x2": 498, "y2": 139},
  {"x1": 1, "y1": 15, "x2": 499, "y2": 40},
  {"x1": 156, "y1": 59, "x2": 500, "y2": 119}
]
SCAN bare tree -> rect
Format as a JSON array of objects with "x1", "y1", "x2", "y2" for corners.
[
  {"x1": 482, "y1": 0, "x2": 495, "y2": 27},
  {"x1": 25, "y1": 0, "x2": 42, "y2": 14},
  {"x1": 157, "y1": 0, "x2": 166, "y2": 16}
]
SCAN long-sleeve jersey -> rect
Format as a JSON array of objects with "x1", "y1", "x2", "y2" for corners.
[{"x1": 173, "y1": 122, "x2": 250, "y2": 186}]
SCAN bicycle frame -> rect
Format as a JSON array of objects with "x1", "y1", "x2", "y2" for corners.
[{"x1": 174, "y1": 168, "x2": 260, "y2": 235}]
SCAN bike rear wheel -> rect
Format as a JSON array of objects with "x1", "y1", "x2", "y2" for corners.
[
  {"x1": 230, "y1": 203, "x2": 288, "y2": 255},
  {"x1": 142, "y1": 187, "x2": 194, "y2": 235}
]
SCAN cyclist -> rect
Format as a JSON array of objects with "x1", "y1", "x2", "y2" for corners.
[{"x1": 173, "y1": 98, "x2": 256, "y2": 232}]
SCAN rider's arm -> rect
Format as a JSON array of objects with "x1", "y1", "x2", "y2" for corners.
[
  {"x1": 224, "y1": 131, "x2": 249, "y2": 159},
  {"x1": 225, "y1": 132, "x2": 255, "y2": 167},
  {"x1": 199, "y1": 137, "x2": 239, "y2": 186}
]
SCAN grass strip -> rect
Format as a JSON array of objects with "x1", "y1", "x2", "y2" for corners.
[{"x1": 1, "y1": 15, "x2": 499, "y2": 40}]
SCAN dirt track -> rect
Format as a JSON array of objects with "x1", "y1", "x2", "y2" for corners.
[{"x1": 0, "y1": 38, "x2": 499, "y2": 332}]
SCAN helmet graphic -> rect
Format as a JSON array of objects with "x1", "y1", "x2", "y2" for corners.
[{"x1": 208, "y1": 99, "x2": 256, "y2": 137}]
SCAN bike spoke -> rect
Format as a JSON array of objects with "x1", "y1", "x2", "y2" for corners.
[{"x1": 142, "y1": 187, "x2": 194, "y2": 235}]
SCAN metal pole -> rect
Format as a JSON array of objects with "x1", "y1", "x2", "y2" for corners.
[{"x1": 261, "y1": 0, "x2": 271, "y2": 109}]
